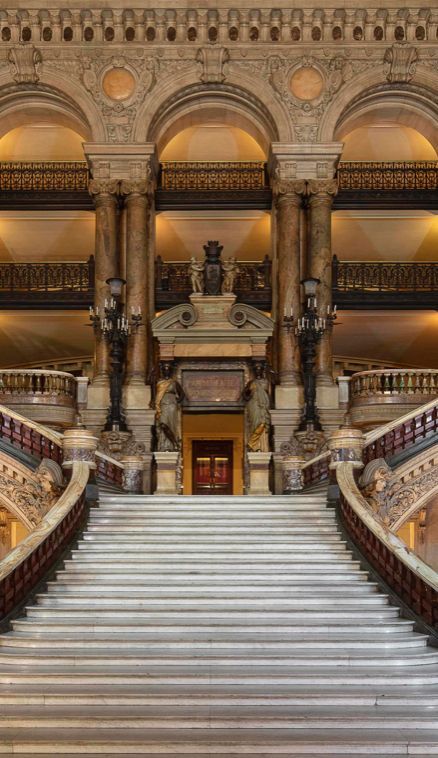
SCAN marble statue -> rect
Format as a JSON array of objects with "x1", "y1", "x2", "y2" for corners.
[
  {"x1": 188, "y1": 256, "x2": 204, "y2": 294},
  {"x1": 153, "y1": 362, "x2": 185, "y2": 452},
  {"x1": 222, "y1": 257, "x2": 238, "y2": 294},
  {"x1": 243, "y1": 361, "x2": 271, "y2": 452}
]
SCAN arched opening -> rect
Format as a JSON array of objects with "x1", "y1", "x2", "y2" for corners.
[
  {"x1": 160, "y1": 124, "x2": 266, "y2": 162},
  {"x1": 340, "y1": 123, "x2": 437, "y2": 162},
  {"x1": 0, "y1": 124, "x2": 86, "y2": 161}
]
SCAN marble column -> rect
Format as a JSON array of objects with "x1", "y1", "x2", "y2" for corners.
[
  {"x1": 274, "y1": 180, "x2": 306, "y2": 387},
  {"x1": 307, "y1": 179, "x2": 338, "y2": 385},
  {"x1": 89, "y1": 179, "x2": 119, "y2": 386},
  {"x1": 120, "y1": 180, "x2": 151, "y2": 387}
]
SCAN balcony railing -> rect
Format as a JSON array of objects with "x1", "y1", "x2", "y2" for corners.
[
  {"x1": 347, "y1": 369, "x2": 438, "y2": 430},
  {"x1": 333, "y1": 257, "x2": 438, "y2": 308},
  {"x1": 0, "y1": 257, "x2": 94, "y2": 307},
  {"x1": 155, "y1": 256, "x2": 272, "y2": 309},
  {"x1": 159, "y1": 161, "x2": 268, "y2": 191},
  {"x1": 0, "y1": 161, "x2": 89, "y2": 192},
  {"x1": 337, "y1": 162, "x2": 438, "y2": 191},
  {"x1": 0, "y1": 370, "x2": 78, "y2": 430}
]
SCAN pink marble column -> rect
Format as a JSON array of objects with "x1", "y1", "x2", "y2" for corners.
[
  {"x1": 120, "y1": 180, "x2": 152, "y2": 386},
  {"x1": 307, "y1": 179, "x2": 338, "y2": 385},
  {"x1": 274, "y1": 180, "x2": 306, "y2": 386},
  {"x1": 89, "y1": 179, "x2": 119, "y2": 385}
]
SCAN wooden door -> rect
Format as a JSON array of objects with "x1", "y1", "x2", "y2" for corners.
[{"x1": 192, "y1": 440, "x2": 233, "y2": 495}]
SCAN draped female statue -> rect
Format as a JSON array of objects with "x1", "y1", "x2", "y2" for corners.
[
  {"x1": 243, "y1": 362, "x2": 271, "y2": 452},
  {"x1": 152, "y1": 362, "x2": 185, "y2": 451}
]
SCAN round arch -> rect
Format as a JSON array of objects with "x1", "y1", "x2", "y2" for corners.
[
  {"x1": 0, "y1": 79, "x2": 106, "y2": 143},
  {"x1": 134, "y1": 75, "x2": 293, "y2": 153},
  {"x1": 319, "y1": 71, "x2": 438, "y2": 152}
]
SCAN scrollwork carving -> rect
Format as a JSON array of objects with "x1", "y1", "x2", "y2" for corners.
[
  {"x1": 8, "y1": 45, "x2": 42, "y2": 84},
  {"x1": 384, "y1": 43, "x2": 418, "y2": 84}
]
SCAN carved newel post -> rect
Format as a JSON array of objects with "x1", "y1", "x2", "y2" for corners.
[
  {"x1": 328, "y1": 425, "x2": 364, "y2": 505},
  {"x1": 62, "y1": 428, "x2": 99, "y2": 500}
]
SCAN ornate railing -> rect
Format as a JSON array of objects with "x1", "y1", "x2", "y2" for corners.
[
  {"x1": 155, "y1": 256, "x2": 272, "y2": 308},
  {"x1": 333, "y1": 258, "x2": 438, "y2": 292},
  {"x1": 337, "y1": 161, "x2": 438, "y2": 191},
  {"x1": 96, "y1": 451, "x2": 124, "y2": 489},
  {"x1": 0, "y1": 161, "x2": 89, "y2": 192},
  {"x1": 363, "y1": 398, "x2": 438, "y2": 467},
  {"x1": 159, "y1": 161, "x2": 268, "y2": 191},
  {"x1": 0, "y1": 371, "x2": 78, "y2": 431},
  {"x1": 0, "y1": 257, "x2": 94, "y2": 307}
]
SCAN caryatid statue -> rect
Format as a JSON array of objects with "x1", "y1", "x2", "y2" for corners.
[
  {"x1": 188, "y1": 256, "x2": 204, "y2": 294},
  {"x1": 152, "y1": 362, "x2": 185, "y2": 452},
  {"x1": 222, "y1": 257, "x2": 238, "y2": 294},
  {"x1": 243, "y1": 361, "x2": 272, "y2": 453}
]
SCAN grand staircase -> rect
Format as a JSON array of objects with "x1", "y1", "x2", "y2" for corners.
[{"x1": 0, "y1": 491, "x2": 438, "y2": 755}]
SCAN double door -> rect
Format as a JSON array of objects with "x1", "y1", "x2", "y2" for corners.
[{"x1": 192, "y1": 440, "x2": 233, "y2": 495}]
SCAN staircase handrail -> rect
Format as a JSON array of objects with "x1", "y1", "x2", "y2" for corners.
[
  {"x1": 0, "y1": 460, "x2": 89, "y2": 621},
  {"x1": 364, "y1": 396, "x2": 438, "y2": 451},
  {"x1": 0, "y1": 403, "x2": 123, "y2": 487},
  {"x1": 336, "y1": 461, "x2": 438, "y2": 629}
]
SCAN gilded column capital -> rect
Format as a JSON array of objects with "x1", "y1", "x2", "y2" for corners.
[
  {"x1": 306, "y1": 178, "x2": 338, "y2": 199},
  {"x1": 88, "y1": 178, "x2": 120, "y2": 198},
  {"x1": 272, "y1": 179, "x2": 306, "y2": 204}
]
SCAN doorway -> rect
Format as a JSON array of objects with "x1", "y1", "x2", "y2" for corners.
[{"x1": 192, "y1": 440, "x2": 234, "y2": 495}]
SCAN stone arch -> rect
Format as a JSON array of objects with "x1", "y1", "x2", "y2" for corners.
[
  {"x1": 134, "y1": 73, "x2": 292, "y2": 153},
  {"x1": 319, "y1": 70, "x2": 438, "y2": 152},
  {"x1": 0, "y1": 78, "x2": 106, "y2": 143}
]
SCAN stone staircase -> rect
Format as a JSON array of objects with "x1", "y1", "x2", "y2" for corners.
[{"x1": 0, "y1": 491, "x2": 438, "y2": 755}]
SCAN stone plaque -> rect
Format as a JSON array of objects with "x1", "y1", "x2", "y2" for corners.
[{"x1": 182, "y1": 370, "x2": 244, "y2": 409}]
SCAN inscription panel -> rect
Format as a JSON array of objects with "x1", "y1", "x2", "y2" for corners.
[{"x1": 182, "y1": 370, "x2": 244, "y2": 409}]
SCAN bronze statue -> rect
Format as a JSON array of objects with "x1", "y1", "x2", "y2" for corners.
[
  {"x1": 152, "y1": 362, "x2": 185, "y2": 452},
  {"x1": 243, "y1": 361, "x2": 271, "y2": 452}
]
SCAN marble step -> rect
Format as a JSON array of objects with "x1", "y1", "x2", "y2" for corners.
[
  {"x1": 63, "y1": 558, "x2": 365, "y2": 570},
  {"x1": 1, "y1": 704, "x2": 438, "y2": 730},
  {"x1": 0, "y1": 633, "x2": 428, "y2": 651},
  {"x1": 73, "y1": 545, "x2": 352, "y2": 555},
  {"x1": 34, "y1": 594, "x2": 390, "y2": 608},
  {"x1": 0, "y1": 682, "x2": 437, "y2": 707},
  {"x1": 54, "y1": 570, "x2": 370, "y2": 583},
  {"x1": 1, "y1": 665, "x2": 438, "y2": 686},
  {"x1": 25, "y1": 608, "x2": 402, "y2": 622},
  {"x1": 84, "y1": 526, "x2": 342, "y2": 536},
  {"x1": 0, "y1": 726, "x2": 437, "y2": 755},
  {"x1": 2, "y1": 647, "x2": 436, "y2": 667},
  {"x1": 89, "y1": 514, "x2": 337, "y2": 523},
  {"x1": 43, "y1": 581, "x2": 381, "y2": 594},
  {"x1": 12, "y1": 620, "x2": 416, "y2": 635}
]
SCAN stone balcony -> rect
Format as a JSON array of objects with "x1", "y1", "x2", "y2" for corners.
[
  {"x1": 0, "y1": 370, "x2": 82, "y2": 431},
  {"x1": 342, "y1": 369, "x2": 438, "y2": 431}
]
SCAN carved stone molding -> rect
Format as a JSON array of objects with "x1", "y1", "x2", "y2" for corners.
[
  {"x1": 99, "y1": 430, "x2": 146, "y2": 461},
  {"x1": 0, "y1": 456, "x2": 63, "y2": 530},
  {"x1": 8, "y1": 45, "x2": 42, "y2": 84},
  {"x1": 88, "y1": 178, "x2": 120, "y2": 197},
  {"x1": 196, "y1": 46, "x2": 230, "y2": 83},
  {"x1": 272, "y1": 178, "x2": 306, "y2": 201},
  {"x1": 384, "y1": 43, "x2": 418, "y2": 84}
]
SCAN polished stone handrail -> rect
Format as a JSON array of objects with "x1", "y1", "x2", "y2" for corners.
[
  {"x1": 337, "y1": 461, "x2": 438, "y2": 629},
  {"x1": 0, "y1": 461, "x2": 89, "y2": 620}
]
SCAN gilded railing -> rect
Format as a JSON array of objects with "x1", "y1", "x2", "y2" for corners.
[
  {"x1": 333, "y1": 257, "x2": 438, "y2": 292},
  {"x1": 159, "y1": 161, "x2": 268, "y2": 191},
  {"x1": 0, "y1": 161, "x2": 89, "y2": 192},
  {"x1": 337, "y1": 161, "x2": 438, "y2": 191},
  {"x1": 0, "y1": 257, "x2": 94, "y2": 293}
]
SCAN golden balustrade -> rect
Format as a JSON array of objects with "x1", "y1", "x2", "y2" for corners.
[
  {"x1": 337, "y1": 162, "x2": 438, "y2": 191},
  {"x1": 159, "y1": 161, "x2": 268, "y2": 191}
]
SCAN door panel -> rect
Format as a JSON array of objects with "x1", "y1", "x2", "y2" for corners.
[{"x1": 192, "y1": 441, "x2": 233, "y2": 495}]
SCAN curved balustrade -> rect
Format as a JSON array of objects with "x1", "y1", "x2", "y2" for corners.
[
  {"x1": 0, "y1": 404, "x2": 62, "y2": 463},
  {"x1": 0, "y1": 370, "x2": 77, "y2": 430},
  {"x1": 0, "y1": 461, "x2": 89, "y2": 621},
  {"x1": 337, "y1": 462, "x2": 438, "y2": 630},
  {"x1": 348, "y1": 369, "x2": 438, "y2": 430}
]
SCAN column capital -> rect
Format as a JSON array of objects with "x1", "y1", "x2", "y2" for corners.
[
  {"x1": 88, "y1": 178, "x2": 119, "y2": 198},
  {"x1": 307, "y1": 178, "x2": 338, "y2": 199},
  {"x1": 119, "y1": 178, "x2": 153, "y2": 198},
  {"x1": 272, "y1": 178, "x2": 306, "y2": 203},
  {"x1": 268, "y1": 142, "x2": 343, "y2": 182}
]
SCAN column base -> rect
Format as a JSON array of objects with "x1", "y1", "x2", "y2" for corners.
[{"x1": 247, "y1": 452, "x2": 272, "y2": 496}]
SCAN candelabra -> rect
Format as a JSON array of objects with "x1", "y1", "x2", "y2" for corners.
[
  {"x1": 89, "y1": 277, "x2": 142, "y2": 432},
  {"x1": 283, "y1": 277, "x2": 336, "y2": 432}
]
